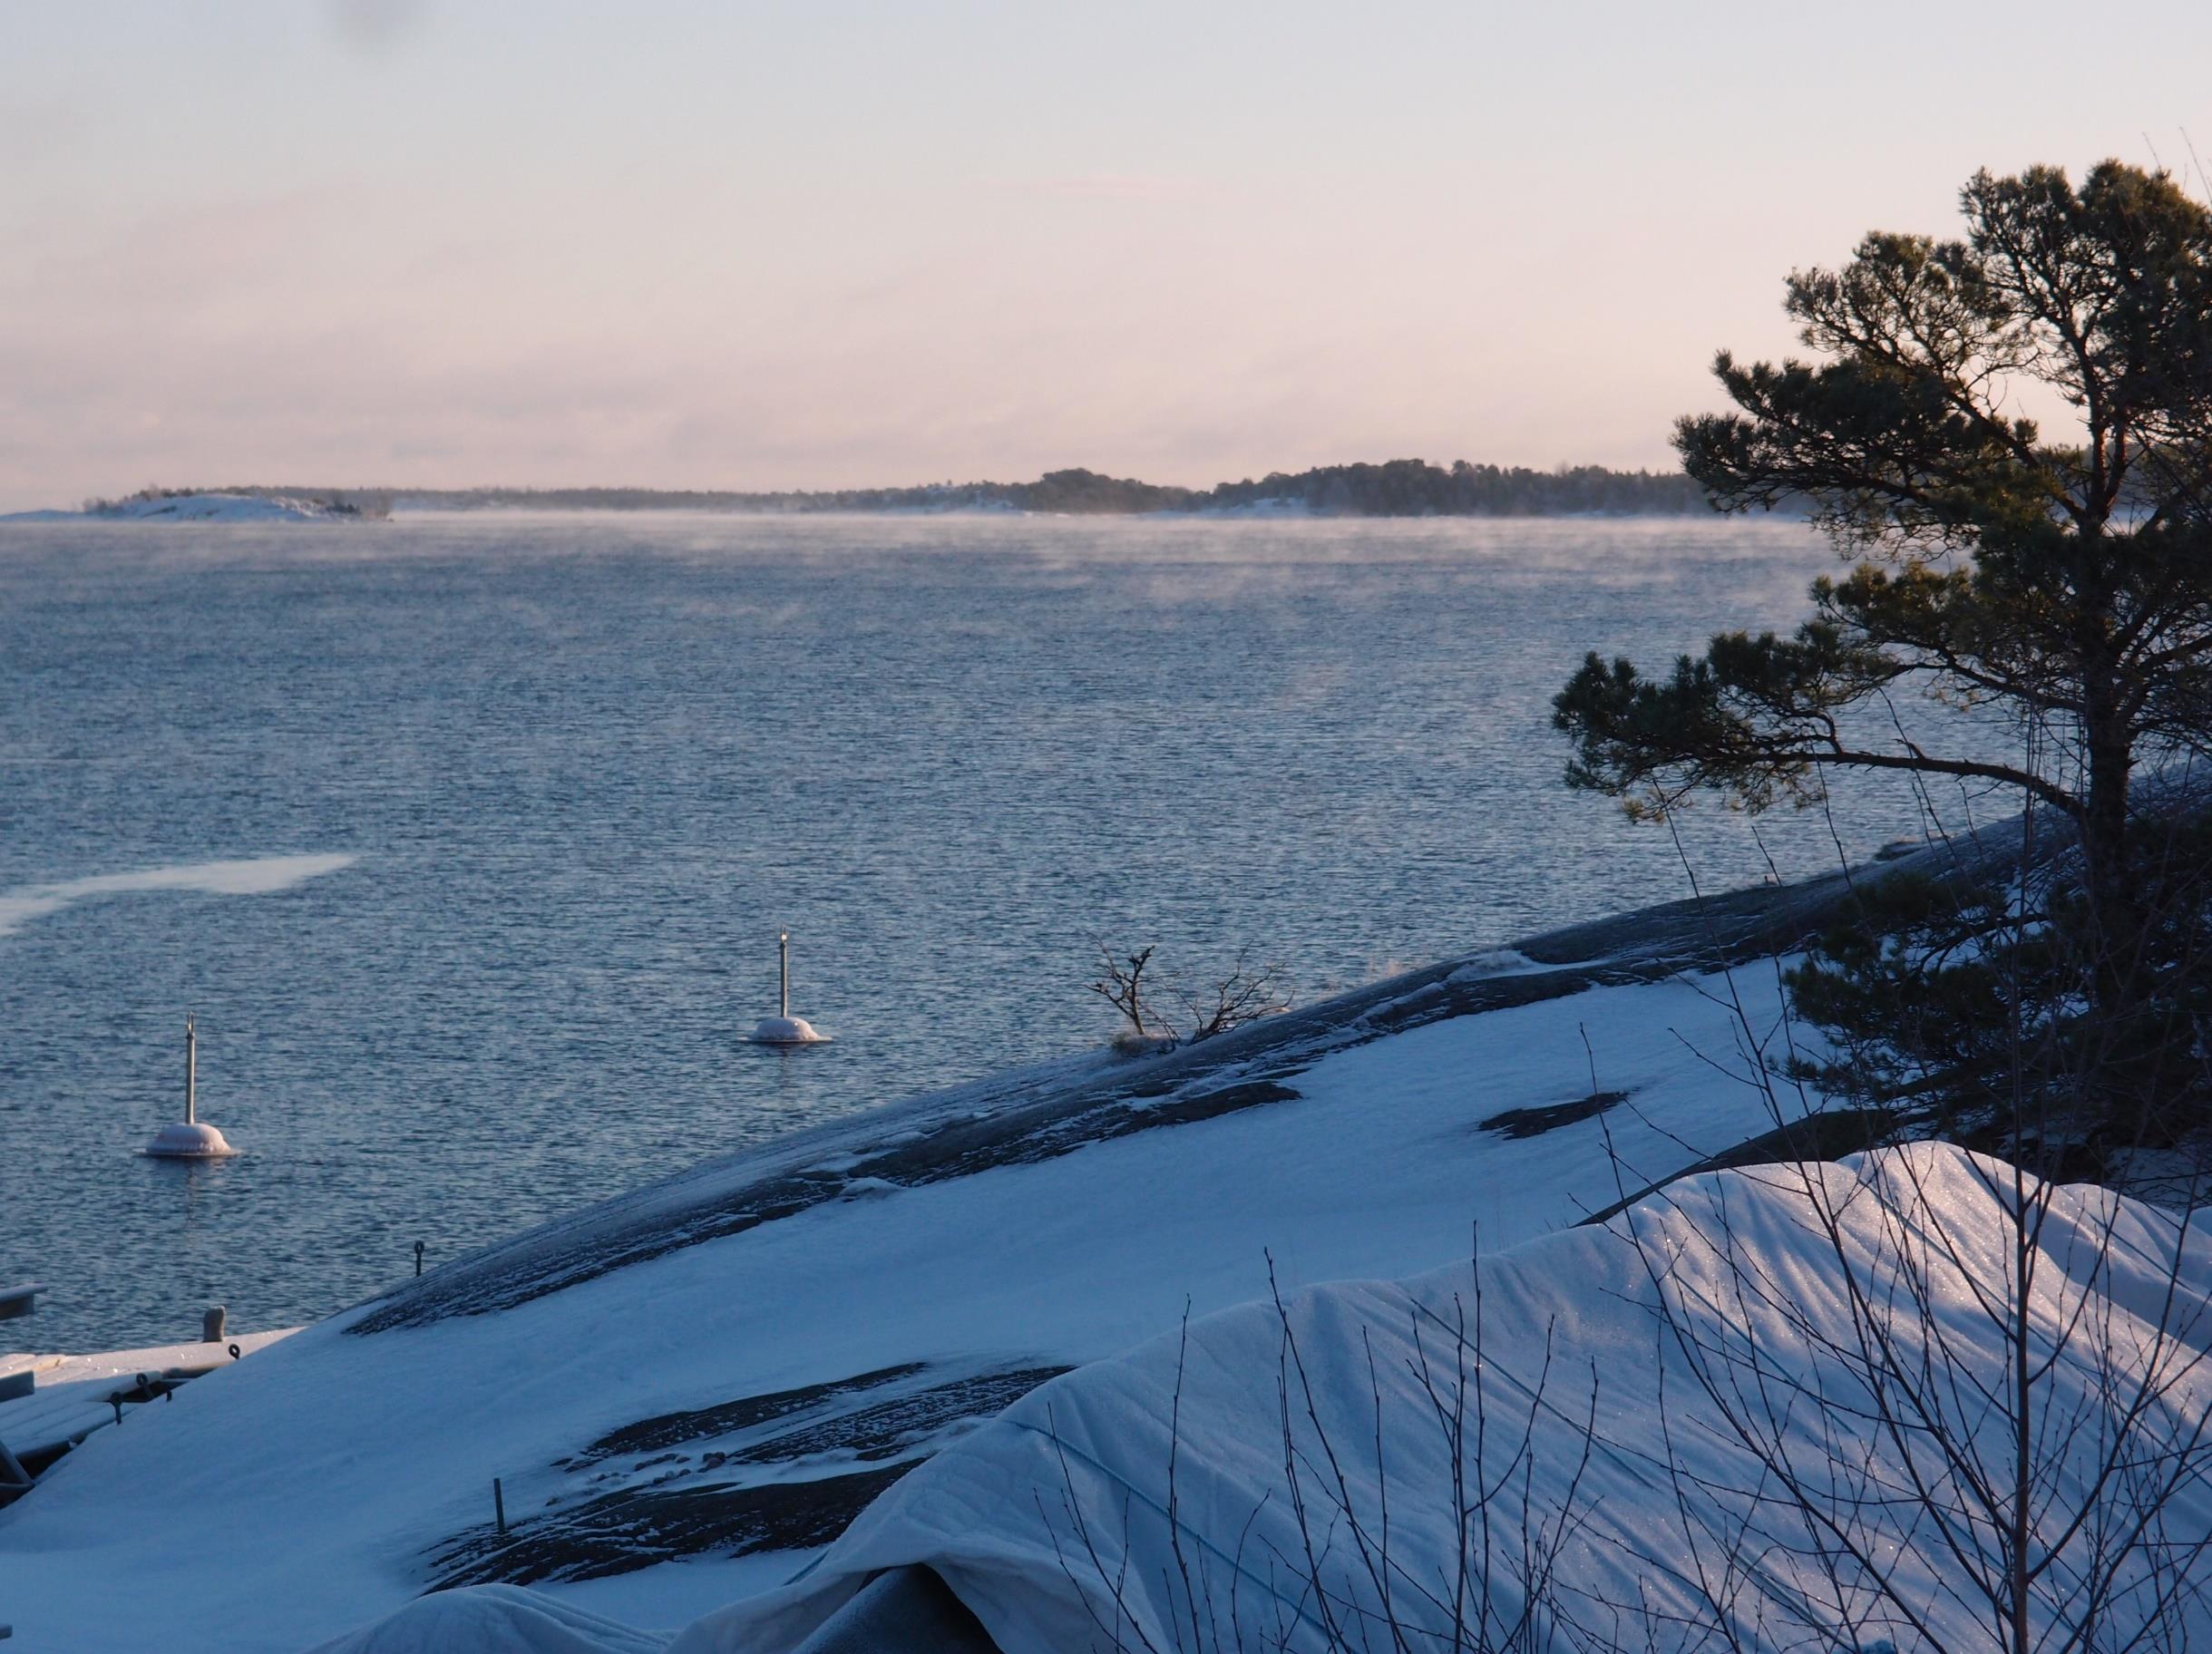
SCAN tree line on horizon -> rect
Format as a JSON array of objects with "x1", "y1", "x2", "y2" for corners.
[{"x1": 149, "y1": 460, "x2": 1717, "y2": 518}]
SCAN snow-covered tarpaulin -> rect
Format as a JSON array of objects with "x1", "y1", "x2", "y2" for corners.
[{"x1": 320, "y1": 1144, "x2": 2212, "y2": 1652}]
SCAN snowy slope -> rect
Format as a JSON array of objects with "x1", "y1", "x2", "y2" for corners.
[{"x1": 0, "y1": 847, "x2": 2008, "y2": 1652}]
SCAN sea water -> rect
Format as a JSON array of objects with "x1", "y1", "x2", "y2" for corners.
[{"x1": 0, "y1": 512, "x2": 1972, "y2": 1348}]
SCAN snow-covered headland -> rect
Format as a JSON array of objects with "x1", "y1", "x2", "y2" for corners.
[
  {"x1": 0, "y1": 491, "x2": 387, "y2": 523},
  {"x1": 5, "y1": 827, "x2": 2201, "y2": 1652}
]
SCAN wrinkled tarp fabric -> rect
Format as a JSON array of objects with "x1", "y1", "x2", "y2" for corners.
[
  {"x1": 679, "y1": 1145, "x2": 2212, "y2": 1654},
  {"x1": 310, "y1": 1147, "x2": 2212, "y2": 1654},
  {"x1": 302, "y1": 1585, "x2": 672, "y2": 1654}
]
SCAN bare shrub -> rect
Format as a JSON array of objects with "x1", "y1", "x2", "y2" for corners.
[
  {"x1": 1035, "y1": 1255, "x2": 1603, "y2": 1654},
  {"x1": 1091, "y1": 945, "x2": 1166, "y2": 1044},
  {"x1": 1174, "y1": 947, "x2": 1293, "y2": 1045},
  {"x1": 1089, "y1": 943, "x2": 1291, "y2": 1052}
]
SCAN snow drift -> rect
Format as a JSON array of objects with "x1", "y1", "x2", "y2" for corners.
[{"x1": 321, "y1": 1144, "x2": 2212, "y2": 1654}]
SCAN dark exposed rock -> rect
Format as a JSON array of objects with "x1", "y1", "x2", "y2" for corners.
[
  {"x1": 577, "y1": 1362, "x2": 926, "y2": 1464},
  {"x1": 428, "y1": 1463, "x2": 915, "y2": 1588},
  {"x1": 1480, "y1": 1091, "x2": 1630, "y2": 1141},
  {"x1": 427, "y1": 1363, "x2": 1073, "y2": 1589},
  {"x1": 720, "y1": 1367, "x2": 1069, "y2": 1467}
]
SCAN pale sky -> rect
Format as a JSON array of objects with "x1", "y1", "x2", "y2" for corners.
[{"x1": 1, "y1": 1, "x2": 2207, "y2": 510}]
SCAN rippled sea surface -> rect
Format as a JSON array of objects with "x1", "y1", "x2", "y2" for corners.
[{"x1": 1, "y1": 512, "x2": 1954, "y2": 1348}]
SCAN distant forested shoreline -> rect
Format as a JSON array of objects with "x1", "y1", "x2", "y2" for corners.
[{"x1": 125, "y1": 461, "x2": 1726, "y2": 518}]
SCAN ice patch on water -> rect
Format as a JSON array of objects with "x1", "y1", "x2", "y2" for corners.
[{"x1": 0, "y1": 853, "x2": 357, "y2": 938}]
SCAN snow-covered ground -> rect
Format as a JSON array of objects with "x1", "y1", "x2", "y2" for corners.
[{"x1": 0, "y1": 850, "x2": 2004, "y2": 1651}]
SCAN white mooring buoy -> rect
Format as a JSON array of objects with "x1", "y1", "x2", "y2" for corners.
[
  {"x1": 749, "y1": 929, "x2": 828, "y2": 1045},
  {"x1": 144, "y1": 1013, "x2": 238, "y2": 1159}
]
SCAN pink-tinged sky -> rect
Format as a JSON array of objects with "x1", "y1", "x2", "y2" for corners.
[{"x1": 0, "y1": 1, "x2": 2207, "y2": 510}]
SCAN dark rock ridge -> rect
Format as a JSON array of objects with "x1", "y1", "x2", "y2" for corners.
[{"x1": 348, "y1": 824, "x2": 2034, "y2": 1339}]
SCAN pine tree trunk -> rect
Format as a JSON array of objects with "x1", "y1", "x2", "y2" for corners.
[{"x1": 2081, "y1": 688, "x2": 2146, "y2": 1134}]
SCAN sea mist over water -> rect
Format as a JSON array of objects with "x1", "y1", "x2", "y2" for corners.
[{"x1": 0, "y1": 513, "x2": 1995, "y2": 1348}]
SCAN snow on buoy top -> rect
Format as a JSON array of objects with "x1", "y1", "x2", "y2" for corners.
[
  {"x1": 144, "y1": 1120, "x2": 238, "y2": 1159},
  {"x1": 748, "y1": 1013, "x2": 827, "y2": 1046}
]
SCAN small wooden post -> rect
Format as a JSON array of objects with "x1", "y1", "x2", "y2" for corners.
[
  {"x1": 779, "y1": 930, "x2": 790, "y2": 1019},
  {"x1": 414, "y1": 1240, "x2": 426, "y2": 1278},
  {"x1": 185, "y1": 1013, "x2": 198, "y2": 1126},
  {"x1": 493, "y1": 1477, "x2": 507, "y2": 1535}
]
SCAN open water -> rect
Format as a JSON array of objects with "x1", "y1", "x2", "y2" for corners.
[{"x1": 0, "y1": 512, "x2": 1965, "y2": 1348}]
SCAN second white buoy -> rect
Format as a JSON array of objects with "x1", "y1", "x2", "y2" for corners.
[
  {"x1": 144, "y1": 1013, "x2": 238, "y2": 1159},
  {"x1": 749, "y1": 930, "x2": 828, "y2": 1045}
]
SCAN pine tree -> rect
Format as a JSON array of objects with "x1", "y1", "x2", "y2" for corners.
[{"x1": 1554, "y1": 161, "x2": 2212, "y2": 1137}]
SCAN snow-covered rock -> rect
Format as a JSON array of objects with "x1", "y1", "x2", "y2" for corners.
[
  {"x1": 0, "y1": 848, "x2": 2041, "y2": 1651},
  {"x1": 0, "y1": 492, "x2": 376, "y2": 523},
  {"x1": 93, "y1": 492, "x2": 349, "y2": 522}
]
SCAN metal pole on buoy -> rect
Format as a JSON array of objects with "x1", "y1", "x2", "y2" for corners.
[
  {"x1": 144, "y1": 1011, "x2": 237, "y2": 1159},
  {"x1": 749, "y1": 929, "x2": 827, "y2": 1045}
]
